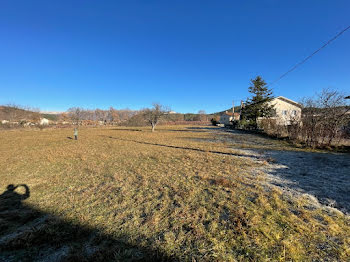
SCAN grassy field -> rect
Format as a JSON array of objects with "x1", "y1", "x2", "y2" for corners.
[{"x1": 0, "y1": 126, "x2": 349, "y2": 261}]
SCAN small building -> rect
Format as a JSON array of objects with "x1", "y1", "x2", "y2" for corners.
[
  {"x1": 220, "y1": 96, "x2": 301, "y2": 127},
  {"x1": 256, "y1": 96, "x2": 302, "y2": 126},
  {"x1": 220, "y1": 111, "x2": 240, "y2": 126},
  {"x1": 268, "y1": 96, "x2": 302, "y2": 125},
  {"x1": 39, "y1": 118, "x2": 50, "y2": 125}
]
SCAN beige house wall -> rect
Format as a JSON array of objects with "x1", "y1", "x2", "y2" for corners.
[
  {"x1": 268, "y1": 97, "x2": 302, "y2": 125},
  {"x1": 219, "y1": 114, "x2": 233, "y2": 125}
]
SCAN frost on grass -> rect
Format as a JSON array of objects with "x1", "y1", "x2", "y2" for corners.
[
  {"x1": 0, "y1": 126, "x2": 349, "y2": 261},
  {"x1": 214, "y1": 129, "x2": 350, "y2": 215}
]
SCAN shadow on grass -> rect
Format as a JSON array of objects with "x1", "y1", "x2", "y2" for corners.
[
  {"x1": 185, "y1": 126, "x2": 219, "y2": 131},
  {"x1": 158, "y1": 129, "x2": 207, "y2": 133},
  {"x1": 110, "y1": 127, "x2": 214, "y2": 133},
  {"x1": 143, "y1": 126, "x2": 219, "y2": 133},
  {"x1": 111, "y1": 128, "x2": 143, "y2": 132},
  {"x1": 103, "y1": 135, "x2": 259, "y2": 159},
  {"x1": 0, "y1": 184, "x2": 175, "y2": 261}
]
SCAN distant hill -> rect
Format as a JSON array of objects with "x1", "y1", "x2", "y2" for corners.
[
  {"x1": 41, "y1": 113, "x2": 59, "y2": 121},
  {"x1": 212, "y1": 106, "x2": 242, "y2": 116},
  {"x1": 0, "y1": 106, "x2": 42, "y2": 121}
]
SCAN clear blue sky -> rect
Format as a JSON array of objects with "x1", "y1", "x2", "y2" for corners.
[{"x1": 1, "y1": 1, "x2": 349, "y2": 113}]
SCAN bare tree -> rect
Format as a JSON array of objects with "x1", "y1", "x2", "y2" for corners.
[
  {"x1": 143, "y1": 103, "x2": 169, "y2": 132},
  {"x1": 299, "y1": 88, "x2": 350, "y2": 148},
  {"x1": 64, "y1": 107, "x2": 136, "y2": 125},
  {"x1": 67, "y1": 107, "x2": 84, "y2": 125},
  {"x1": 94, "y1": 109, "x2": 109, "y2": 124},
  {"x1": 5, "y1": 104, "x2": 20, "y2": 122},
  {"x1": 29, "y1": 107, "x2": 41, "y2": 123},
  {"x1": 59, "y1": 112, "x2": 71, "y2": 123},
  {"x1": 108, "y1": 107, "x2": 120, "y2": 124},
  {"x1": 118, "y1": 109, "x2": 135, "y2": 121},
  {"x1": 198, "y1": 110, "x2": 207, "y2": 121}
]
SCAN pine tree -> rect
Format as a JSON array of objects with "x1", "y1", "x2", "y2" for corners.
[{"x1": 241, "y1": 76, "x2": 274, "y2": 128}]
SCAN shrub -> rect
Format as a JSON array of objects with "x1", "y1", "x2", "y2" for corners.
[
  {"x1": 298, "y1": 89, "x2": 350, "y2": 148},
  {"x1": 237, "y1": 119, "x2": 255, "y2": 130},
  {"x1": 119, "y1": 113, "x2": 147, "y2": 127},
  {"x1": 210, "y1": 118, "x2": 218, "y2": 126},
  {"x1": 260, "y1": 119, "x2": 288, "y2": 137}
]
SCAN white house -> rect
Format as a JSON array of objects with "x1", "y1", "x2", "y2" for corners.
[
  {"x1": 264, "y1": 96, "x2": 302, "y2": 125},
  {"x1": 220, "y1": 96, "x2": 302, "y2": 127},
  {"x1": 220, "y1": 111, "x2": 240, "y2": 126},
  {"x1": 40, "y1": 118, "x2": 50, "y2": 125}
]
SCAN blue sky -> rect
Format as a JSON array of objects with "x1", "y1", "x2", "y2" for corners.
[{"x1": 0, "y1": 1, "x2": 349, "y2": 113}]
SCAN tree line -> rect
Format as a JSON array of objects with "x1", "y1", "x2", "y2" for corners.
[
  {"x1": 63, "y1": 105, "x2": 210, "y2": 130},
  {"x1": 62, "y1": 107, "x2": 136, "y2": 124}
]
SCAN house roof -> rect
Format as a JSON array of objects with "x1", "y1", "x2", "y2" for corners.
[
  {"x1": 223, "y1": 111, "x2": 240, "y2": 116},
  {"x1": 274, "y1": 96, "x2": 302, "y2": 108}
]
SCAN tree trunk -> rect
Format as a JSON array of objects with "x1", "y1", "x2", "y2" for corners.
[{"x1": 151, "y1": 123, "x2": 155, "y2": 132}]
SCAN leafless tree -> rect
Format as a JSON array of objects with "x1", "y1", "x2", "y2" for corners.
[
  {"x1": 299, "y1": 88, "x2": 350, "y2": 148},
  {"x1": 64, "y1": 107, "x2": 136, "y2": 125},
  {"x1": 28, "y1": 108, "x2": 41, "y2": 124},
  {"x1": 94, "y1": 109, "x2": 109, "y2": 124},
  {"x1": 118, "y1": 109, "x2": 135, "y2": 121},
  {"x1": 67, "y1": 107, "x2": 84, "y2": 125},
  {"x1": 59, "y1": 112, "x2": 71, "y2": 122},
  {"x1": 198, "y1": 110, "x2": 207, "y2": 121},
  {"x1": 107, "y1": 107, "x2": 119, "y2": 124},
  {"x1": 5, "y1": 104, "x2": 20, "y2": 121},
  {"x1": 143, "y1": 103, "x2": 169, "y2": 132}
]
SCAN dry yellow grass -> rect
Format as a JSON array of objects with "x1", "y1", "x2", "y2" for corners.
[{"x1": 0, "y1": 126, "x2": 349, "y2": 261}]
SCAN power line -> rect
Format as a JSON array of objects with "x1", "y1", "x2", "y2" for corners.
[{"x1": 269, "y1": 25, "x2": 350, "y2": 86}]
